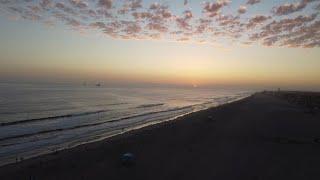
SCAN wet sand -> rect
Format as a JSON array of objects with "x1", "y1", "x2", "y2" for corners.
[{"x1": 1, "y1": 92, "x2": 320, "y2": 180}]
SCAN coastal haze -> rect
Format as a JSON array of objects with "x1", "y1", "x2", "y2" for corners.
[{"x1": 0, "y1": 0, "x2": 320, "y2": 179}]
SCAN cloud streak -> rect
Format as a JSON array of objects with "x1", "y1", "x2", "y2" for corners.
[
  {"x1": 247, "y1": 0, "x2": 261, "y2": 5},
  {"x1": 272, "y1": 0, "x2": 319, "y2": 16},
  {"x1": 0, "y1": 0, "x2": 319, "y2": 48},
  {"x1": 238, "y1": 5, "x2": 247, "y2": 14}
]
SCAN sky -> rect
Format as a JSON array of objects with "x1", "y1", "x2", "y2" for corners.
[{"x1": 0, "y1": 0, "x2": 320, "y2": 90}]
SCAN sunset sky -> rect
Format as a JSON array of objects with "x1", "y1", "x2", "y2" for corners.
[{"x1": 0, "y1": 0, "x2": 319, "y2": 89}]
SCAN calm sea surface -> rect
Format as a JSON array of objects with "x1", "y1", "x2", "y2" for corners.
[{"x1": 0, "y1": 83, "x2": 252, "y2": 166}]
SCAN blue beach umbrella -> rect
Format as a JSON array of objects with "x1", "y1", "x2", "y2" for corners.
[{"x1": 121, "y1": 153, "x2": 135, "y2": 167}]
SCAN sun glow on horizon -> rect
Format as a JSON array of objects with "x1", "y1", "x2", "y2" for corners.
[{"x1": 0, "y1": 0, "x2": 320, "y2": 90}]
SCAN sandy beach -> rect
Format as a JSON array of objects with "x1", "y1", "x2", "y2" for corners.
[
  {"x1": 1, "y1": 0, "x2": 319, "y2": 179},
  {"x1": 1, "y1": 92, "x2": 320, "y2": 180}
]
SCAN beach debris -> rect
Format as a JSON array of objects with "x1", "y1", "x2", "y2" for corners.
[
  {"x1": 206, "y1": 115, "x2": 215, "y2": 122},
  {"x1": 121, "y1": 153, "x2": 135, "y2": 167}
]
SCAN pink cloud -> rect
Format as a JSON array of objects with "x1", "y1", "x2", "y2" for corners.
[
  {"x1": 1, "y1": 0, "x2": 319, "y2": 48},
  {"x1": 203, "y1": 0, "x2": 230, "y2": 17},
  {"x1": 132, "y1": 12, "x2": 152, "y2": 19},
  {"x1": 90, "y1": 21, "x2": 106, "y2": 29},
  {"x1": 118, "y1": 0, "x2": 143, "y2": 14},
  {"x1": 264, "y1": 14, "x2": 317, "y2": 33},
  {"x1": 39, "y1": 0, "x2": 52, "y2": 9},
  {"x1": 128, "y1": 0, "x2": 143, "y2": 11},
  {"x1": 98, "y1": 0, "x2": 113, "y2": 9},
  {"x1": 246, "y1": 15, "x2": 270, "y2": 29},
  {"x1": 55, "y1": 2, "x2": 78, "y2": 15},
  {"x1": 272, "y1": 0, "x2": 318, "y2": 16},
  {"x1": 69, "y1": 0, "x2": 88, "y2": 9},
  {"x1": 176, "y1": 10, "x2": 193, "y2": 30},
  {"x1": 194, "y1": 18, "x2": 212, "y2": 34},
  {"x1": 238, "y1": 5, "x2": 247, "y2": 14},
  {"x1": 250, "y1": 14, "x2": 318, "y2": 47},
  {"x1": 279, "y1": 20, "x2": 320, "y2": 48},
  {"x1": 121, "y1": 21, "x2": 142, "y2": 35},
  {"x1": 147, "y1": 22, "x2": 168, "y2": 33},
  {"x1": 246, "y1": 0, "x2": 261, "y2": 5}
]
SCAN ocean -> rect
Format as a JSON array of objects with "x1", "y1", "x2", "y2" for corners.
[{"x1": 0, "y1": 83, "x2": 252, "y2": 166}]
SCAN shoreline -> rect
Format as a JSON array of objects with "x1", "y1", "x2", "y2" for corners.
[
  {"x1": 0, "y1": 94, "x2": 250, "y2": 167},
  {"x1": 1, "y1": 92, "x2": 320, "y2": 179}
]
